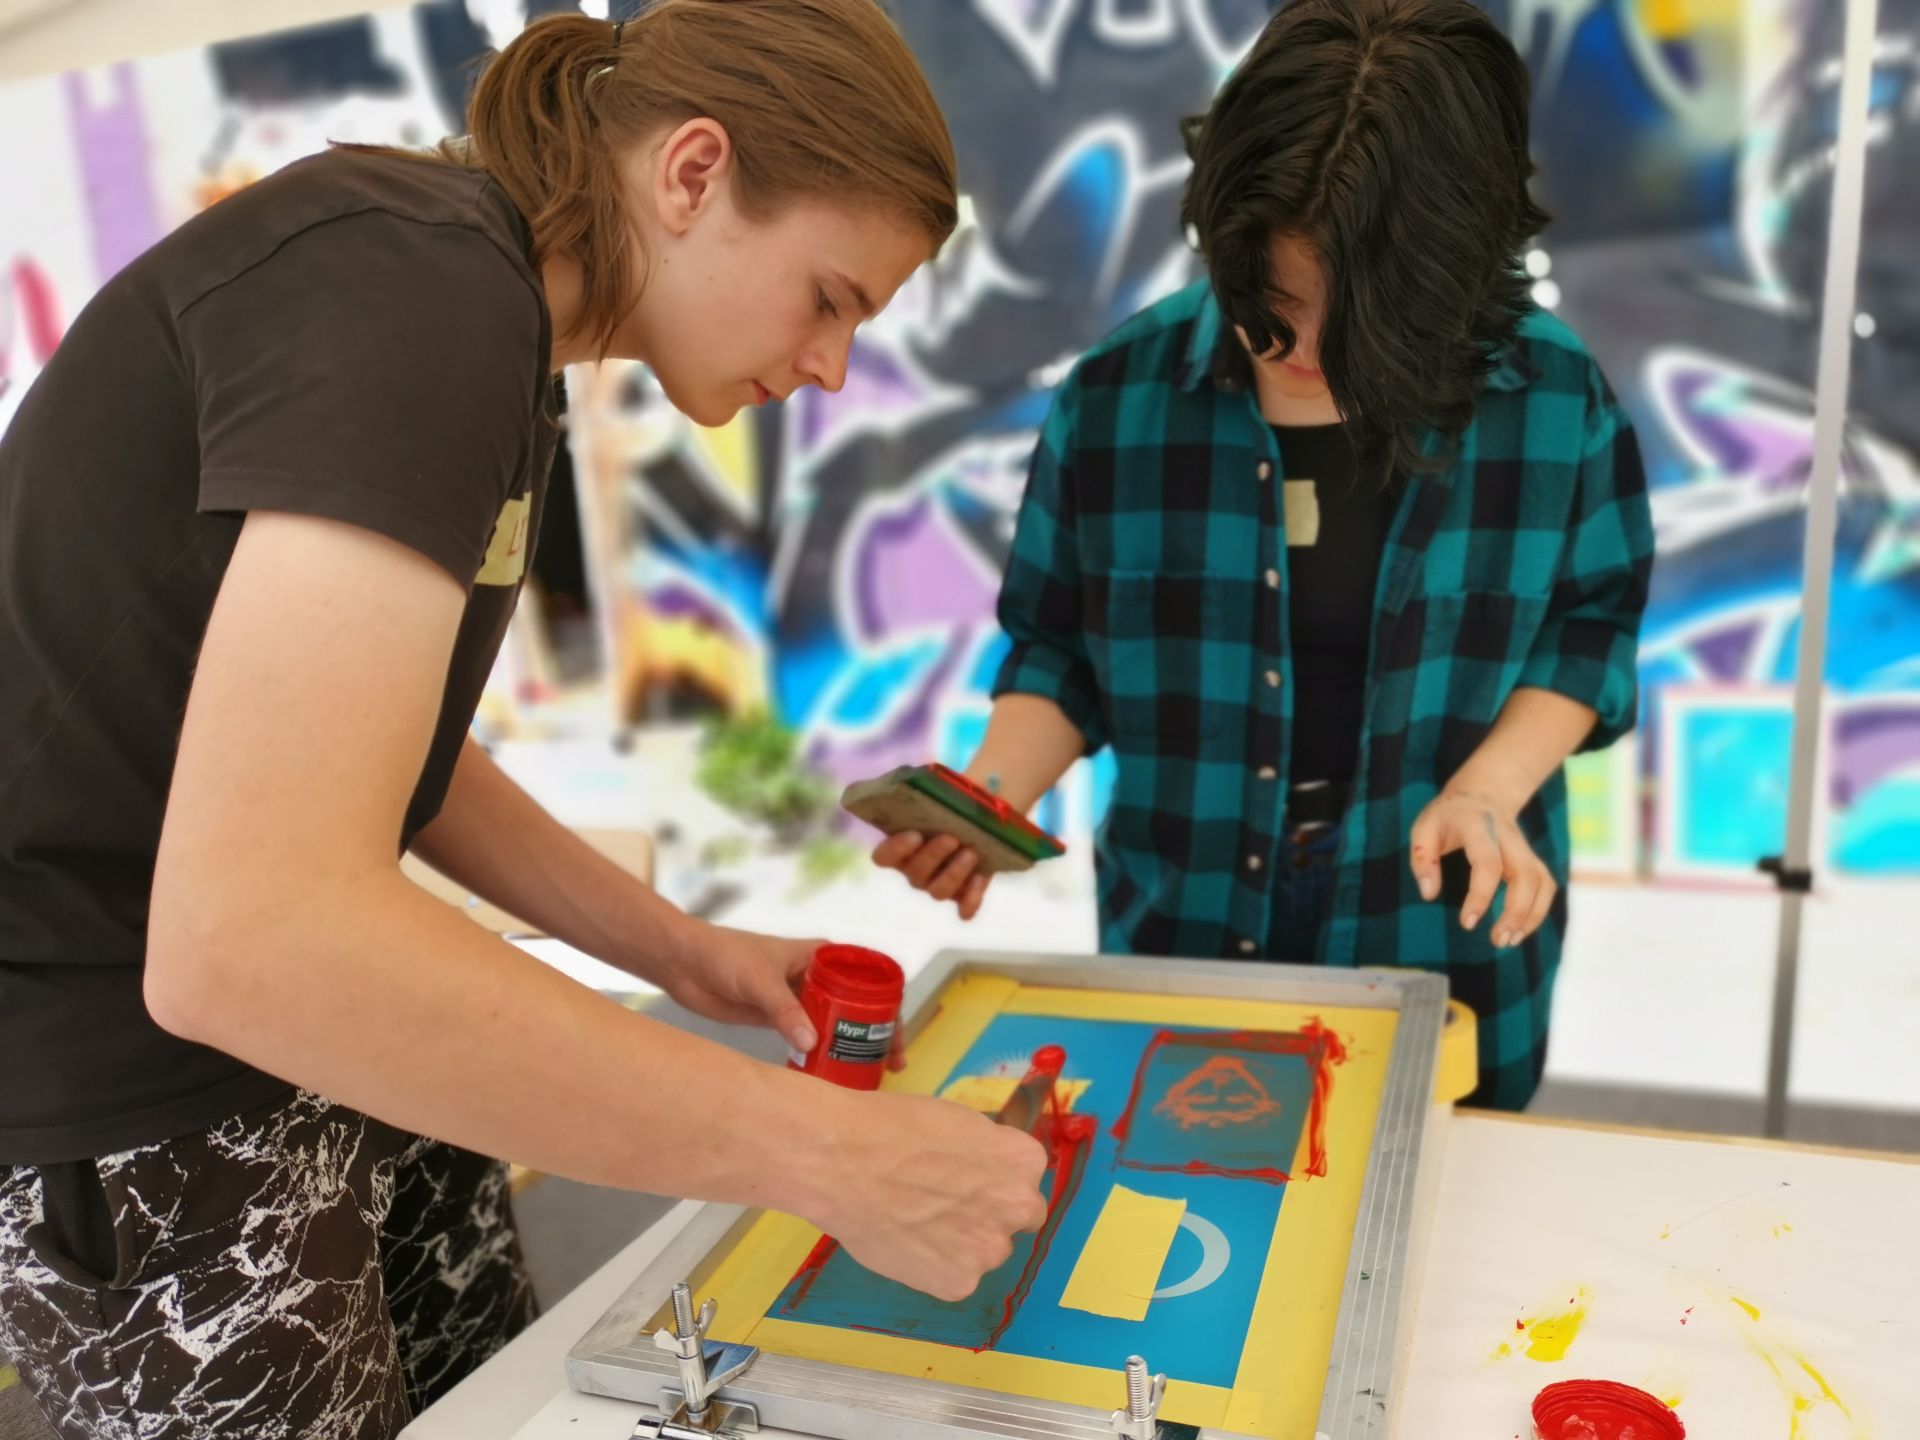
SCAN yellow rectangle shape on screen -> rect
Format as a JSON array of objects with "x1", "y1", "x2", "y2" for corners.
[{"x1": 1058, "y1": 1184, "x2": 1187, "y2": 1322}]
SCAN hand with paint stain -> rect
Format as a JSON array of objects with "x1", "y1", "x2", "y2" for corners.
[
  {"x1": 799, "y1": 1088, "x2": 1051, "y2": 1302},
  {"x1": 1408, "y1": 788, "x2": 1557, "y2": 949}
]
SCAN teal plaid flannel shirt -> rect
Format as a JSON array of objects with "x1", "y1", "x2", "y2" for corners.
[{"x1": 992, "y1": 281, "x2": 1654, "y2": 1109}]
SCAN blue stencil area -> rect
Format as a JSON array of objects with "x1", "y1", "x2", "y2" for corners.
[{"x1": 772, "y1": 1013, "x2": 1307, "y2": 1387}]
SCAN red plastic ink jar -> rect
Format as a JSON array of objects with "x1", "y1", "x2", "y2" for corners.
[{"x1": 786, "y1": 944, "x2": 905, "y2": 1090}]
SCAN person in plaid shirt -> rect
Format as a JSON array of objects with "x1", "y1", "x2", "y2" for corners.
[{"x1": 875, "y1": 0, "x2": 1654, "y2": 1110}]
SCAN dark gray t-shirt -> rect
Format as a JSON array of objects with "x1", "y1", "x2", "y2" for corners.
[{"x1": 0, "y1": 148, "x2": 557, "y2": 1164}]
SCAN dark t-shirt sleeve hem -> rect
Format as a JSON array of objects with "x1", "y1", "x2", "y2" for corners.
[
  {"x1": 0, "y1": 1070, "x2": 295, "y2": 1167},
  {"x1": 199, "y1": 468, "x2": 485, "y2": 586}
]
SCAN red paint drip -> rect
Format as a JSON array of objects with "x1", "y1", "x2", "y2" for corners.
[
  {"x1": 1532, "y1": 1381, "x2": 1684, "y2": 1440},
  {"x1": 1298, "y1": 1017, "x2": 1348, "y2": 1178},
  {"x1": 786, "y1": 1233, "x2": 840, "y2": 1310}
]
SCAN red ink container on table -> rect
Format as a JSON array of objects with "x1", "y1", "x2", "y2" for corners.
[
  {"x1": 787, "y1": 944, "x2": 905, "y2": 1090},
  {"x1": 1532, "y1": 1381, "x2": 1684, "y2": 1440}
]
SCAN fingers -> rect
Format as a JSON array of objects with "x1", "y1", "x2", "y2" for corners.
[
  {"x1": 1408, "y1": 807, "x2": 1447, "y2": 902},
  {"x1": 926, "y1": 847, "x2": 980, "y2": 903},
  {"x1": 878, "y1": 832, "x2": 985, "y2": 907},
  {"x1": 958, "y1": 872, "x2": 990, "y2": 921},
  {"x1": 993, "y1": 1127, "x2": 1051, "y2": 1232},
  {"x1": 872, "y1": 831, "x2": 923, "y2": 869},
  {"x1": 901, "y1": 834, "x2": 962, "y2": 889},
  {"x1": 1495, "y1": 833, "x2": 1556, "y2": 948},
  {"x1": 1524, "y1": 871, "x2": 1558, "y2": 941},
  {"x1": 1458, "y1": 821, "x2": 1504, "y2": 932},
  {"x1": 748, "y1": 965, "x2": 817, "y2": 1054}
]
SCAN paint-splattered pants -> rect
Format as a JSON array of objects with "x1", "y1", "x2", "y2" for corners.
[{"x1": 0, "y1": 1089, "x2": 538, "y2": 1439}]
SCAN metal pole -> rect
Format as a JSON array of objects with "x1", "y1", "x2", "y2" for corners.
[{"x1": 1764, "y1": 0, "x2": 1880, "y2": 1139}]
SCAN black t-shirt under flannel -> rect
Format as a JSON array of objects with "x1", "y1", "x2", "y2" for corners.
[
  {"x1": 1273, "y1": 422, "x2": 1394, "y2": 789},
  {"x1": 0, "y1": 150, "x2": 557, "y2": 1164}
]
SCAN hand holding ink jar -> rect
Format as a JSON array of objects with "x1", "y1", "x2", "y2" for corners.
[{"x1": 787, "y1": 944, "x2": 905, "y2": 1091}]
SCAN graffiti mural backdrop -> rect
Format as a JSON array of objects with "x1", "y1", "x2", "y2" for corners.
[{"x1": 2, "y1": 0, "x2": 1915, "y2": 875}]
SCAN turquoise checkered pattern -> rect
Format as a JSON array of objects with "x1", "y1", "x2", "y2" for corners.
[{"x1": 993, "y1": 281, "x2": 1653, "y2": 1110}]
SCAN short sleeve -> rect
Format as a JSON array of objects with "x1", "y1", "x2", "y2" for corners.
[{"x1": 182, "y1": 210, "x2": 544, "y2": 585}]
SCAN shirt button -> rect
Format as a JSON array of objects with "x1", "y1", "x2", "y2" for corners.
[
  {"x1": 1264, "y1": 669, "x2": 1281, "y2": 688},
  {"x1": 1258, "y1": 765, "x2": 1278, "y2": 781},
  {"x1": 1256, "y1": 460, "x2": 1273, "y2": 481},
  {"x1": 1265, "y1": 568, "x2": 1280, "y2": 588},
  {"x1": 1247, "y1": 854, "x2": 1264, "y2": 871},
  {"x1": 1239, "y1": 939, "x2": 1257, "y2": 955}
]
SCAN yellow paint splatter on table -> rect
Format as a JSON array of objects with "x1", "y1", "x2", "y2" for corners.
[
  {"x1": 1491, "y1": 1287, "x2": 1592, "y2": 1364},
  {"x1": 1721, "y1": 1299, "x2": 1865, "y2": 1440}
]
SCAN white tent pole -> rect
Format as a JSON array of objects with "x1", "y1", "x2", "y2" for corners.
[{"x1": 1764, "y1": 0, "x2": 1880, "y2": 1140}]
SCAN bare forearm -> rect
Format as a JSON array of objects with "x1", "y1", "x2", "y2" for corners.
[
  {"x1": 149, "y1": 871, "x2": 839, "y2": 1214},
  {"x1": 1444, "y1": 686, "x2": 1598, "y2": 814},
  {"x1": 961, "y1": 694, "x2": 1087, "y2": 812},
  {"x1": 410, "y1": 737, "x2": 689, "y2": 982}
]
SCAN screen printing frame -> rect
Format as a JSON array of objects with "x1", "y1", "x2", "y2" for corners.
[{"x1": 567, "y1": 949, "x2": 1453, "y2": 1440}]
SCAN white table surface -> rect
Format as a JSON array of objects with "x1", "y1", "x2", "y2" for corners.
[{"x1": 404, "y1": 1114, "x2": 1920, "y2": 1439}]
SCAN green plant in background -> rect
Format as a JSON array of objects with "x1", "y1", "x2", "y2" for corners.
[
  {"x1": 696, "y1": 710, "x2": 840, "y2": 849},
  {"x1": 796, "y1": 836, "x2": 864, "y2": 895}
]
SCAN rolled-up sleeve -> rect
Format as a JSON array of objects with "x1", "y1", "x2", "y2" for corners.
[
  {"x1": 991, "y1": 383, "x2": 1107, "y2": 754},
  {"x1": 1515, "y1": 388, "x2": 1655, "y2": 753}
]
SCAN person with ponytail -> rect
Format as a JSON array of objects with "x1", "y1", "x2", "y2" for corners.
[{"x1": 0, "y1": 6, "x2": 1046, "y2": 1435}]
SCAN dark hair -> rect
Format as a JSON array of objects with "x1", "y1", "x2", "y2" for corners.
[
  {"x1": 461, "y1": 2, "x2": 957, "y2": 359},
  {"x1": 1180, "y1": 0, "x2": 1548, "y2": 478}
]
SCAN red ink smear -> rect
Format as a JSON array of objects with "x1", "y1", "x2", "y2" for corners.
[
  {"x1": 1110, "y1": 1019, "x2": 1348, "y2": 1184},
  {"x1": 1517, "y1": 1319, "x2": 1528, "y2": 1332},
  {"x1": 1680, "y1": 1306, "x2": 1694, "y2": 1325},
  {"x1": 1297, "y1": 1018, "x2": 1349, "y2": 1178},
  {"x1": 785, "y1": 1233, "x2": 840, "y2": 1310},
  {"x1": 1532, "y1": 1381, "x2": 1684, "y2": 1440}
]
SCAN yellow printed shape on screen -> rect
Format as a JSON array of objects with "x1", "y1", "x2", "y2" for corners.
[{"x1": 1059, "y1": 1184, "x2": 1187, "y2": 1321}]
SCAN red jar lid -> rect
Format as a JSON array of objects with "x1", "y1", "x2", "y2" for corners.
[
  {"x1": 1533, "y1": 1381, "x2": 1684, "y2": 1440},
  {"x1": 808, "y1": 944, "x2": 905, "y2": 1006}
]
